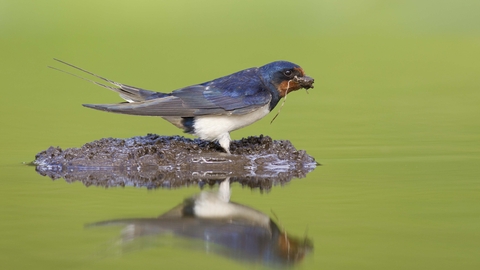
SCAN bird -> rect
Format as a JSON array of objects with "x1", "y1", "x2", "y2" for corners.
[{"x1": 50, "y1": 59, "x2": 314, "y2": 154}]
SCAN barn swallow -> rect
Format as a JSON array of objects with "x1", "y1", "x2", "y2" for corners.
[{"x1": 51, "y1": 59, "x2": 314, "y2": 154}]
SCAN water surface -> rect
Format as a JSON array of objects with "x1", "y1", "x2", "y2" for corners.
[{"x1": 1, "y1": 1, "x2": 479, "y2": 269}]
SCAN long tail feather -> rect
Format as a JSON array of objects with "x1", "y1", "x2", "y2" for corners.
[
  {"x1": 53, "y1": 58, "x2": 122, "y2": 88},
  {"x1": 49, "y1": 59, "x2": 160, "y2": 102},
  {"x1": 48, "y1": 65, "x2": 120, "y2": 93}
]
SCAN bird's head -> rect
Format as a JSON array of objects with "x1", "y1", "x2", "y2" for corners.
[{"x1": 258, "y1": 61, "x2": 314, "y2": 97}]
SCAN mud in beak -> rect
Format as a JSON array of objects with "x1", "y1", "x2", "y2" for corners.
[{"x1": 294, "y1": 75, "x2": 314, "y2": 89}]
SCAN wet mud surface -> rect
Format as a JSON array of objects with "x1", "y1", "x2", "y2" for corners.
[{"x1": 34, "y1": 134, "x2": 317, "y2": 190}]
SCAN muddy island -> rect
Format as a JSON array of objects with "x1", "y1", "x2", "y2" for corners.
[{"x1": 34, "y1": 134, "x2": 317, "y2": 190}]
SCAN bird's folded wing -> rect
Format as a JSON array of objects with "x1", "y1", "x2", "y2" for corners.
[{"x1": 84, "y1": 85, "x2": 271, "y2": 117}]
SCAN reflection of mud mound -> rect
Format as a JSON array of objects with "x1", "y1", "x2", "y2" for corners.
[{"x1": 34, "y1": 135, "x2": 317, "y2": 190}]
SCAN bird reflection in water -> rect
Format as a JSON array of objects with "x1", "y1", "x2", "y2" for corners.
[{"x1": 88, "y1": 179, "x2": 313, "y2": 267}]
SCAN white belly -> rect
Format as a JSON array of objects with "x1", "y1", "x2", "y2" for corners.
[{"x1": 193, "y1": 104, "x2": 270, "y2": 141}]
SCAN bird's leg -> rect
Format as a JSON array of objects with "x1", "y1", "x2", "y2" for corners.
[{"x1": 218, "y1": 133, "x2": 232, "y2": 154}]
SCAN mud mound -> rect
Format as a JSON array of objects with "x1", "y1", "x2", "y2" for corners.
[{"x1": 34, "y1": 134, "x2": 317, "y2": 190}]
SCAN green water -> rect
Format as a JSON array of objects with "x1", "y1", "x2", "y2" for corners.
[{"x1": 1, "y1": 1, "x2": 479, "y2": 269}]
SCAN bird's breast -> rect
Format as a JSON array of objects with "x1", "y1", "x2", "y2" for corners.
[{"x1": 193, "y1": 104, "x2": 271, "y2": 141}]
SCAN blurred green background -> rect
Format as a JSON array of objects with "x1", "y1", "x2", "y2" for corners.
[{"x1": 1, "y1": 1, "x2": 479, "y2": 269}]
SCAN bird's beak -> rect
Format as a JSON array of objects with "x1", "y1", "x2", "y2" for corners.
[{"x1": 294, "y1": 75, "x2": 314, "y2": 89}]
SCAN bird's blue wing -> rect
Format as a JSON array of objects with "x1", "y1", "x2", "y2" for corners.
[
  {"x1": 208, "y1": 68, "x2": 271, "y2": 107},
  {"x1": 84, "y1": 68, "x2": 272, "y2": 117},
  {"x1": 172, "y1": 68, "x2": 271, "y2": 115}
]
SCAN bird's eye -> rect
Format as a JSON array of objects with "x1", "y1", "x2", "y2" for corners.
[{"x1": 284, "y1": 70, "x2": 293, "y2": 77}]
